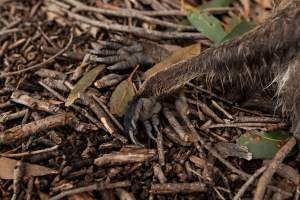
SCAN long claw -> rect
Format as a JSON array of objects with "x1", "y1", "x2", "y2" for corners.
[
  {"x1": 131, "y1": 119, "x2": 137, "y2": 130},
  {"x1": 143, "y1": 120, "x2": 156, "y2": 141},
  {"x1": 129, "y1": 129, "x2": 143, "y2": 146}
]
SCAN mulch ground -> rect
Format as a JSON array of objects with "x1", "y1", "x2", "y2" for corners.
[{"x1": 0, "y1": 0, "x2": 298, "y2": 199}]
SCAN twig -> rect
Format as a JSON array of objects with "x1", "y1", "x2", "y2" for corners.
[
  {"x1": 139, "y1": 10, "x2": 186, "y2": 16},
  {"x1": 38, "y1": 80, "x2": 104, "y2": 129},
  {"x1": 45, "y1": 4, "x2": 203, "y2": 39},
  {"x1": 0, "y1": 145, "x2": 59, "y2": 158},
  {"x1": 92, "y1": 95, "x2": 124, "y2": 131},
  {"x1": 203, "y1": 143, "x2": 250, "y2": 180},
  {"x1": 150, "y1": 182, "x2": 207, "y2": 194},
  {"x1": 187, "y1": 83, "x2": 233, "y2": 105},
  {"x1": 208, "y1": 122, "x2": 287, "y2": 129},
  {"x1": 0, "y1": 28, "x2": 20, "y2": 36},
  {"x1": 94, "y1": 148, "x2": 156, "y2": 167},
  {"x1": 234, "y1": 116, "x2": 282, "y2": 123},
  {"x1": 49, "y1": 181, "x2": 131, "y2": 200},
  {"x1": 187, "y1": 99, "x2": 224, "y2": 123},
  {"x1": 66, "y1": 11, "x2": 201, "y2": 39},
  {"x1": 233, "y1": 166, "x2": 267, "y2": 200},
  {"x1": 0, "y1": 113, "x2": 75, "y2": 144},
  {"x1": 163, "y1": 108, "x2": 193, "y2": 143},
  {"x1": 0, "y1": 30, "x2": 73, "y2": 77},
  {"x1": 153, "y1": 164, "x2": 167, "y2": 183},
  {"x1": 211, "y1": 100, "x2": 233, "y2": 120},
  {"x1": 11, "y1": 160, "x2": 25, "y2": 200},
  {"x1": 254, "y1": 137, "x2": 297, "y2": 200},
  {"x1": 64, "y1": 0, "x2": 194, "y2": 30}
]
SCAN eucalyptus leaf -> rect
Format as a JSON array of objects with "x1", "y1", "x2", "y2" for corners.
[
  {"x1": 201, "y1": 0, "x2": 235, "y2": 9},
  {"x1": 187, "y1": 12, "x2": 226, "y2": 44},
  {"x1": 222, "y1": 20, "x2": 255, "y2": 42},
  {"x1": 109, "y1": 78, "x2": 136, "y2": 117},
  {"x1": 236, "y1": 130, "x2": 291, "y2": 159},
  {"x1": 65, "y1": 65, "x2": 105, "y2": 106}
]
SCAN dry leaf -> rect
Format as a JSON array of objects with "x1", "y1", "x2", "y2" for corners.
[
  {"x1": 109, "y1": 78, "x2": 136, "y2": 117},
  {"x1": 0, "y1": 157, "x2": 57, "y2": 179},
  {"x1": 181, "y1": 0, "x2": 197, "y2": 12},
  {"x1": 255, "y1": 0, "x2": 272, "y2": 9},
  {"x1": 143, "y1": 44, "x2": 201, "y2": 80},
  {"x1": 65, "y1": 64, "x2": 105, "y2": 106}
]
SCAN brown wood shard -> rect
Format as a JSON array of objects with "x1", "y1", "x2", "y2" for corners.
[{"x1": 0, "y1": 112, "x2": 75, "y2": 144}]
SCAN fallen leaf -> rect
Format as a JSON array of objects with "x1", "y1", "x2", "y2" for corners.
[
  {"x1": 0, "y1": 157, "x2": 57, "y2": 179},
  {"x1": 200, "y1": 0, "x2": 235, "y2": 9},
  {"x1": 181, "y1": 0, "x2": 197, "y2": 12},
  {"x1": 223, "y1": 15, "x2": 242, "y2": 32},
  {"x1": 255, "y1": 0, "x2": 273, "y2": 9},
  {"x1": 188, "y1": 12, "x2": 226, "y2": 44},
  {"x1": 109, "y1": 78, "x2": 136, "y2": 117},
  {"x1": 65, "y1": 65, "x2": 105, "y2": 106},
  {"x1": 143, "y1": 44, "x2": 201, "y2": 80},
  {"x1": 236, "y1": 130, "x2": 291, "y2": 159},
  {"x1": 222, "y1": 20, "x2": 255, "y2": 42}
]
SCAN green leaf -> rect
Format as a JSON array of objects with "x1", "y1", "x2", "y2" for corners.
[
  {"x1": 65, "y1": 65, "x2": 105, "y2": 106},
  {"x1": 222, "y1": 20, "x2": 255, "y2": 42},
  {"x1": 187, "y1": 12, "x2": 226, "y2": 44},
  {"x1": 201, "y1": 0, "x2": 235, "y2": 9},
  {"x1": 236, "y1": 130, "x2": 291, "y2": 159},
  {"x1": 109, "y1": 78, "x2": 136, "y2": 117}
]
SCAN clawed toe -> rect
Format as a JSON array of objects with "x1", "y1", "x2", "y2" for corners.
[
  {"x1": 143, "y1": 120, "x2": 156, "y2": 141},
  {"x1": 128, "y1": 128, "x2": 143, "y2": 146},
  {"x1": 124, "y1": 96, "x2": 161, "y2": 145},
  {"x1": 89, "y1": 39, "x2": 156, "y2": 70},
  {"x1": 89, "y1": 55, "x2": 122, "y2": 64},
  {"x1": 107, "y1": 61, "x2": 131, "y2": 70}
]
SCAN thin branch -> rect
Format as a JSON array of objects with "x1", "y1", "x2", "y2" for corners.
[
  {"x1": 1, "y1": 145, "x2": 59, "y2": 158},
  {"x1": 233, "y1": 166, "x2": 267, "y2": 200},
  {"x1": 49, "y1": 181, "x2": 131, "y2": 200},
  {"x1": 0, "y1": 28, "x2": 20, "y2": 36},
  {"x1": 45, "y1": 4, "x2": 203, "y2": 40},
  {"x1": 254, "y1": 137, "x2": 297, "y2": 200},
  {"x1": 63, "y1": 0, "x2": 194, "y2": 30}
]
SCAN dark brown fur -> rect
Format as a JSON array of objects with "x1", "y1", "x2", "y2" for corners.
[{"x1": 134, "y1": 1, "x2": 300, "y2": 133}]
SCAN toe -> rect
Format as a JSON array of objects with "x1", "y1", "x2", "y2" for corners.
[
  {"x1": 107, "y1": 61, "x2": 131, "y2": 70},
  {"x1": 129, "y1": 129, "x2": 143, "y2": 146},
  {"x1": 90, "y1": 55, "x2": 123, "y2": 64},
  {"x1": 143, "y1": 120, "x2": 156, "y2": 141},
  {"x1": 89, "y1": 49, "x2": 117, "y2": 56}
]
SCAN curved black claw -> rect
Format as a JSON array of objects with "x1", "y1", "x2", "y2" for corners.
[
  {"x1": 124, "y1": 96, "x2": 161, "y2": 145},
  {"x1": 90, "y1": 40, "x2": 156, "y2": 70}
]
